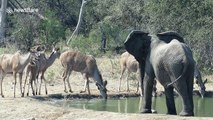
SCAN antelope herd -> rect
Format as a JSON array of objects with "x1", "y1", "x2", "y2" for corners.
[
  {"x1": 0, "y1": 45, "x2": 207, "y2": 99},
  {"x1": 0, "y1": 49, "x2": 39, "y2": 97}
]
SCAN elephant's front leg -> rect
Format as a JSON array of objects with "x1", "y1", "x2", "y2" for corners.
[
  {"x1": 141, "y1": 74, "x2": 155, "y2": 113},
  {"x1": 165, "y1": 86, "x2": 177, "y2": 115},
  {"x1": 152, "y1": 79, "x2": 157, "y2": 97},
  {"x1": 138, "y1": 69, "x2": 144, "y2": 96}
]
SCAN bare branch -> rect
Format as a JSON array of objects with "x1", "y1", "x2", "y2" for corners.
[{"x1": 66, "y1": 0, "x2": 89, "y2": 45}]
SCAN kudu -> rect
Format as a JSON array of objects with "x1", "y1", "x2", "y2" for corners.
[
  {"x1": 60, "y1": 51, "x2": 107, "y2": 99},
  {"x1": 23, "y1": 46, "x2": 60, "y2": 96},
  {"x1": 0, "y1": 49, "x2": 38, "y2": 97},
  {"x1": 23, "y1": 55, "x2": 40, "y2": 96},
  {"x1": 119, "y1": 51, "x2": 139, "y2": 92},
  {"x1": 194, "y1": 65, "x2": 207, "y2": 98},
  {"x1": 37, "y1": 47, "x2": 60, "y2": 95},
  {"x1": 119, "y1": 51, "x2": 157, "y2": 96}
]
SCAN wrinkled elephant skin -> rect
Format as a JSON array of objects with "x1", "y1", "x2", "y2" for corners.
[{"x1": 124, "y1": 31, "x2": 195, "y2": 116}]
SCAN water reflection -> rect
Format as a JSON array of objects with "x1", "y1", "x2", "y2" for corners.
[{"x1": 55, "y1": 96, "x2": 213, "y2": 117}]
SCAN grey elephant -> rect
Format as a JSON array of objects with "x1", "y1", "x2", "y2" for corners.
[
  {"x1": 158, "y1": 31, "x2": 207, "y2": 98},
  {"x1": 124, "y1": 30, "x2": 195, "y2": 116}
]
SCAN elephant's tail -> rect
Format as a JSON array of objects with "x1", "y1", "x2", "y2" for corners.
[{"x1": 166, "y1": 60, "x2": 188, "y2": 88}]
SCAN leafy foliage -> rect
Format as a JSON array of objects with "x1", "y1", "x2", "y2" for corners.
[
  {"x1": 4, "y1": 0, "x2": 213, "y2": 73},
  {"x1": 39, "y1": 10, "x2": 65, "y2": 46}
]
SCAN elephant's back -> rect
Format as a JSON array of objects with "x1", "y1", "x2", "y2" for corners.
[
  {"x1": 153, "y1": 40, "x2": 194, "y2": 85},
  {"x1": 151, "y1": 40, "x2": 182, "y2": 63},
  {"x1": 168, "y1": 40, "x2": 193, "y2": 61},
  {"x1": 155, "y1": 40, "x2": 186, "y2": 58}
]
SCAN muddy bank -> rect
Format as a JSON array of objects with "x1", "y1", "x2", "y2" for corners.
[
  {"x1": 1, "y1": 79, "x2": 213, "y2": 120},
  {"x1": 1, "y1": 97, "x2": 211, "y2": 120},
  {"x1": 30, "y1": 90, "x2": 213, "y2": 101}
]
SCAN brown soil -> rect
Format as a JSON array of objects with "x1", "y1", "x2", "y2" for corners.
[{"x1": 0, "y1": 58, "x2": 213, "y2": 120}]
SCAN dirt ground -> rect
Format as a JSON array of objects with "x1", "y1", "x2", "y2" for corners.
[{"x1": 0, "y1": 58, "x2": 213, "y2": 120}]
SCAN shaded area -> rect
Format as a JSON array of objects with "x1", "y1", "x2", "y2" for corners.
[
  {"x1": 33, "y1": 94, "x2": 213, "y2": 117},
  {"x1": 27, "y1": 90, "x2": 213, "y2": 117},
  {"x1": 193, "y1": 90, "x2": 213, "y2": 97},
  {"x1": 30, "y1": 90, "x2": 213, "y2": 101},
  {"x1": 30, "y1": 93, "x2": 141, "y2": 101}
]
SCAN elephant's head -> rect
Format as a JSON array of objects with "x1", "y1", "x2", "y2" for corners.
[
  {"x1": 124, "y1": 30, "x2": 151, "y2": 63},
  {"x1": 157, "y1": 31, "x2": 184, "y2": 43}
]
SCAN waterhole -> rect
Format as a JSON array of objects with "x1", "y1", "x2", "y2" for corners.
[{"x1": 53, "y1": 96, "x2": 213, "y2": 117}]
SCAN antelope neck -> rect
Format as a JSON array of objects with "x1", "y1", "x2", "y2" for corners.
[{"x1": 46, "y1": 51, "x2": 57, "y2": 67}]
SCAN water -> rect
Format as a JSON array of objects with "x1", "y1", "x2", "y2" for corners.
[{"x1": 54, "y1": 96, "x2": 213, "y2": 117}]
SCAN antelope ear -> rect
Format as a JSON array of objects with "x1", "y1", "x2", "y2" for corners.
[
  {"x1": 124, "y1": 30, "x2": 150, "y2": 63},
  {"x1": 204, "y1": 79, "x2": 208, "y2": 84},
  {"x1": 104, "y1": 80, "x2": 107, "y2": 86},
  {"x1": 157, "y1": 31, "x2": 184, "y2": 43},
  {"x1": 96, "y1": 82, "x2": 100, "y2": 88},
  {"x1": 195, "y1": 80, "x2": 199, "y2": 84},
  {"x1": 36, "y1": 46, "x2": 42, "y2": 51},
  {"x1": 55, "y1": 47, "x2": 60, "y2": 51}
]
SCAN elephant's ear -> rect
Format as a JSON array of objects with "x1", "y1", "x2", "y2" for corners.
[
  {"x1": 157, "y1": 31, "x2": 184, "y2": 43},
  {"x1": 124, "y1": 30, "x2": 150, "y2": 63}
]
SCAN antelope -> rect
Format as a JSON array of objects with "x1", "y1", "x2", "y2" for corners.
[
  {"x1": 37, "y1": 47, "x2": 60, "y2": 95},
  {"x1": 60, "y1": 51, "x2": 107, "y2": 99},
  {"x1": 118, "y1": 51, "x2": 157, "y2": 96},
  {"x1": 0, "y1": 49, "x2": 38, "y2": 97},
  {"x1": 23, "y1": 55, "x2": 40, "y2": 96},
  {"x1": 194, "y1": 65, "x2": 207, "y2": 98},
  {"x1": 119, "y1": 51, "x2": 139, "y2": 92}
]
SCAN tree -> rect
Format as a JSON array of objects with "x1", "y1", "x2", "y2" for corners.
[
  {"x1": 66, "y1": 0, "x2": 89, "y2": 45},
  {"x1": 0, "y1": 0, "x2": 8, "y2": 45},
  {"x1": 39, "y1": 10, "x2": 65, "y2": 47}
]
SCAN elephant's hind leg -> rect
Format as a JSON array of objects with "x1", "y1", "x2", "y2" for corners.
[
  {"x1": 165, "y1": 86, "x2": 177, "y2": 115},
  {"x1": 175, "y1": 81, "x2": 194, "y2": 116}
]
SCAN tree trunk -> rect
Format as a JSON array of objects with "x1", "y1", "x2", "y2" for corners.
[
  {"x1": 0, "y1": 0, "x2": 7, "y2": 45},
  {"x1": 66, "y1": 0, "x2": 88, "y2": 45}
]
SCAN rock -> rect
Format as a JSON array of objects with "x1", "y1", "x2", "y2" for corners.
[
  {"x1": 152, "y1": 109, "x2": 157, "y2": 114},
  {"x1": 24, "y1": 117, "x2": 35, "y2": 120}
]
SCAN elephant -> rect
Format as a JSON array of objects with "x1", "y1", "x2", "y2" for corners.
[
  {"x1": 156, "y1": 31, "x2": 185, "y2": 43},
  {"x1": 158, "y1": 31, "x2": 207, "y2": 98},
  {"x1": 124, "y1": 30, "x2": 195, "y2": 116}
]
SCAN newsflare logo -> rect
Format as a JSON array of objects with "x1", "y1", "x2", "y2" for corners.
[{"x1": 7, "y1": 8, "x2": 39, "y2": 14}]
